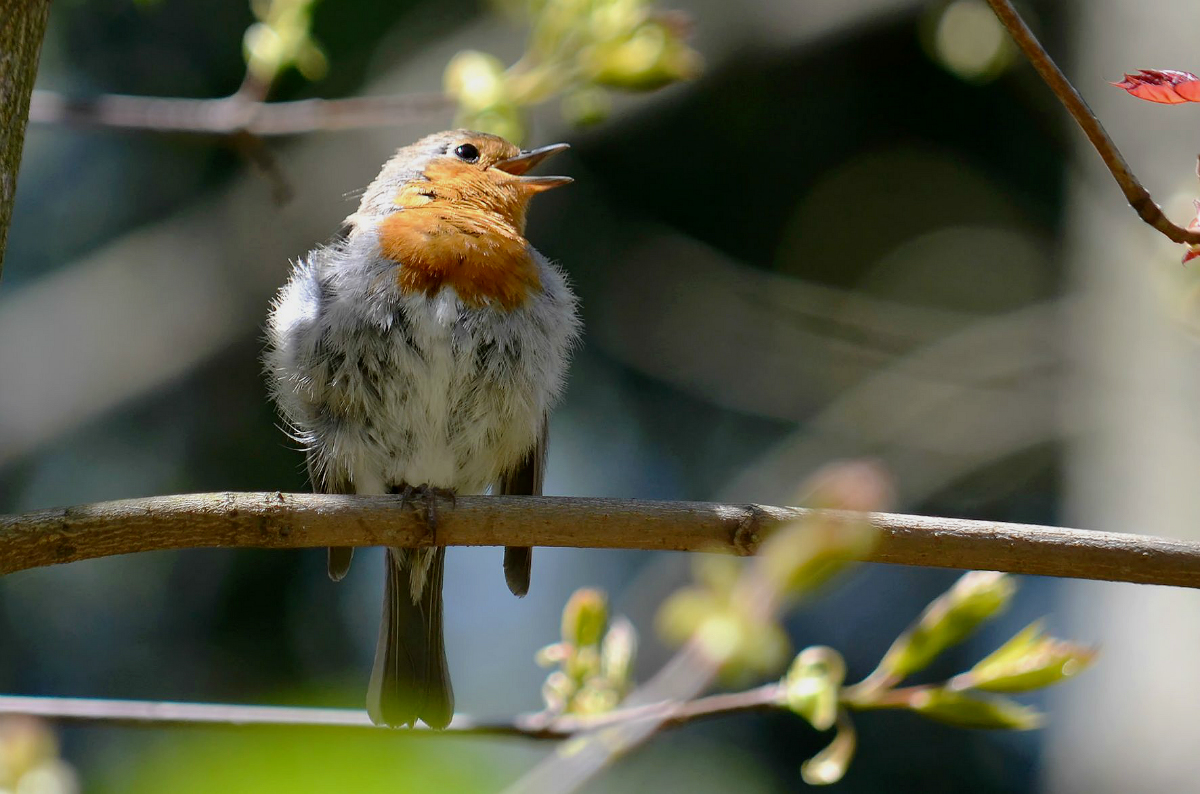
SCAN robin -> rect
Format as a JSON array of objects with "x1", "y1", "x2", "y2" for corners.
[{"x1": 264, "y1": 130, "x2": 580, "y2": 728}]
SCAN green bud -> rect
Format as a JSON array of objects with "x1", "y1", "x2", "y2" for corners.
[
  {"x1": 693, "y1": 610, "x2": 744, "y2": 666},
  {"x1": 564, "y1": 645, "x2": 601, "y2": 684},
  {"x1": 959, "y1": 621, "x2": 1097, "y2": 693},
  {"x1": 693, "y1": 553, "x2": 743, "y2": 597},
  {"x1": 757, "y1": 517, "x2": 878, "y2": 599},
  {"x1": 587, "y1": 0, "x2": 646, "y2": 42},
  {"x1": 678, "y1": 605, "x2": 790, "y2": 682},
  {"x1": 561, "y1": 87, "x2": 612, "y2": 126},
  {"x1": 600, "y1": 617, "x2": 638, "y2": 690},
  {"x1": 242, "y1": 0, "x2": 325, "y2": 85},
  {"x1": 541, "y1": 671, "x2": 573, "y2": 712},
  {"x1": 444, "y1": 50, "x2": 510, "y2": 113},
  {"x1": 535, "y1": 642, "x2": 570, "y2": 668},
  {"x1": 583, "y1": 22, "x2": 703, "y2": 91},
  {"x1": 243, "y1": 23, "x2": 285, "y2": 83},
  {"x1": 799, "y1": 714, "x2": 857, "y2": 786},
  {"x1": 723, "y1": 618, "x2": 790, "y2": 683},
  {"x1": 784, "y1": 646, "x2": 846, "y2": 731},
  {"x1": 529, "y1": 0, "x2": 593, "y2": 59},
  {"x1": 656, "y1": 587, "x2": 721, "y2": 646},
  {"x1": 0, "y1": 717, "x2": 59, "y2": 788},
  {"x1": 908, "y1": 688, "x2": 1042, "y2": 730},
  {"x1": 571, "y1": 682, "x2": 621, "y2": 715},
  {"x1": 879, "y1": 571, "x2": 1015, "y2": 679},
  {"x1": 561, "y1": 588, "x2": 609, "y2": 648}
]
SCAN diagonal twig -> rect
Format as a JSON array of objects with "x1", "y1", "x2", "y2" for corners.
[{"x1": 984, "y1": 0, "x2": 1200, "y2": 246}]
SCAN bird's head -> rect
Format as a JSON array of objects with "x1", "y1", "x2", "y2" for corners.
[
  {"x1": 351, "y1": 130, "x2": 572, "y2": 310},
  {"x1": 356, "y1": 130, "x2": 571, "y2": 236}
]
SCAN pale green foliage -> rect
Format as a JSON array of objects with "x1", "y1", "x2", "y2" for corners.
[
  {"x1": 656, "y1": 554, "x2": 791, "y2": 684},
  {"x1": 878, "y1": 570, "x2": 1015, "y2": 679},
  {"x1": 243, "y1": 0, "x2": 328, "y2": 84},
  {"x1": 756, "y1": 515, "x2": 878, "y2": 600},
  {"x1": 779, "y1": 571, "x2": 1095, "y2": 785},
  {"x1": 953, "y1": 620, "x2": 1097, "y2": 693},
  {"x1": 0, "y1": 717, "x2": 77, "y2": 794},
  {"x1": 537, "y1": 589, "x2": 638, "y2": 715},
  {"x1": 235, "y1": 0, "x2": 699, "y2": 142},
  {"x1": 446, "y1": 0, "x2": 703, "y2": 142},
  {"x1": 539, "y1": 483, "x2": 1089, "y2": 789},
  {"x1": 798, "y1": 713, "x2": 855, "y2": 786},
  {"x1": 783, "y1": 646, "x2": 845, "y2": 732},
  {"x1": 656, "y1": 491, "x2": 879, "y2": 684},
  {"x1": 906, "y1": 688, "x2": 1043, "y2": 730}
]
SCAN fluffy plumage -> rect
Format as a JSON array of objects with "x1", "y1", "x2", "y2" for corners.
[{"x1": 265, "y1": 130, "x2": 579, "y2": 728}]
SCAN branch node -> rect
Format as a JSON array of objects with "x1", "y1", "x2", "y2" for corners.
[{"x1": 732, "y1": 505, "x2": 767, "y2": 556}]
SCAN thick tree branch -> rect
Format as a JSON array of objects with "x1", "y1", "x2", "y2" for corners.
[
  {"x1": 0, "y1": 0, "x2": 52, "y2": 277},
  {"x1": 2, "y1": 493, "x2": 1199, "y2": 588},
  {"x1": 984, "y1": 0, "x2": 1200, "y2": 246},
  {"x1": 26, "y1": 91, "x2": 454, "y2": 136}
]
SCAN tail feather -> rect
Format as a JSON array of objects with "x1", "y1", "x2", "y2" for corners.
[
  {"x1": 327, "y1": 547, "x2": 354, "y2": 581},
  {"x1": 366, "y1": 547, "x2": 453, "y2": 728},
  {"x1": 503, "y1": 547, "x2": 532, "y2": 597}
]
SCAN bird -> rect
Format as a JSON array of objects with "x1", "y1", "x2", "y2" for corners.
[{"x1": 264, "y1": 129, "x2": 580, "y2": 729}]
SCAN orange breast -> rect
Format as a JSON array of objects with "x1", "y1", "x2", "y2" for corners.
[{"x1": 378, "y1": 207, "x2": 542, "y2": 310}]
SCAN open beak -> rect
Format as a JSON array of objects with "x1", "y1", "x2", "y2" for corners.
[{"x1": 495, "y1": 143, "x2": 573, "y2": 192}]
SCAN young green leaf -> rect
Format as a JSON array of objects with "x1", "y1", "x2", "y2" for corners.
[
  {"x1": 955, "y1": 621, "x2": 1097, "y2": 693},
  {"x1": 908, "y1": 688, "x2": 1043, "y2": 730},
  {"x1": 800, "y1": 713, "x2": 857, "y2": 786},
  {"x1": 878, "y1": 571, "x2": 1015, "y2": 679}
]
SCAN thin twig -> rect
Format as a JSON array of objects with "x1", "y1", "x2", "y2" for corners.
[
  {"x1": 984, "y1": 0, "x2": 1200, "y2": 246},
  {"x1": 26, "y1": 90, "x2": 454, "y2": 136},
  {"x1": 0, "y1": 686, "x2": 783, "y2": 737},
  {"x1": 2, "y1": 493, "x2": 1200, "y2": 588},
  {"x1": 222, "y1": 60, "x2": 292, "y2": 201}
]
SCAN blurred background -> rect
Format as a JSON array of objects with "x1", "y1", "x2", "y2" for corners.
[{"x1": 3, "y1": 0, "x2": 1200, "y2": 791}]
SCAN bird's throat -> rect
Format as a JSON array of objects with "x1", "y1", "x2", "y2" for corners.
[{"x1": 378, "y1": 207, "x2": 542, "y2": 310}]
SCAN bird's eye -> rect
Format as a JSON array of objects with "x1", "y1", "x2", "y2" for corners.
[{"x1": 454, "y1": 143, "x2": 480, "y2": 162}]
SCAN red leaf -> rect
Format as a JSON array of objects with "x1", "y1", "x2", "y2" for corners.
[{"x1": 1112, "y1": 69, "x2": 1200, "y2": 104}]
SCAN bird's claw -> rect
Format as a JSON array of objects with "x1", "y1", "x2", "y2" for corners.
[{"x1": 394, "y1": 483, "x2": 457, "y2": 533}]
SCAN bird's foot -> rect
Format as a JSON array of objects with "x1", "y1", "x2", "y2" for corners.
[{"x1": 393, "y1": 483, "x2": 457, "y2": 532}]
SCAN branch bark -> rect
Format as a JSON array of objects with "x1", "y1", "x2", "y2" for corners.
[
  {"x1": 2, "y1": 493, "x2": 1199, "y2": 588},
  {"x1": 984, "y1": 0, "x2": 1200, "y2": 246},
  {"x1": 27, "y1": 90, "x2": 453, "y2": 136},
  {"x1": 0, "y1": 0, "x2": 52, "y2": 278}
]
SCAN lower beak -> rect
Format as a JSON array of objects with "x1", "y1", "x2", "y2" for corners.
[{"x1": 495, "y1": 143, "x2": 573, "y2": 192}]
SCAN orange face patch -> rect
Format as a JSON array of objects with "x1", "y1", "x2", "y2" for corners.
[{"x1": 378, "y1": 137, "x2": 547, "y2": 309}]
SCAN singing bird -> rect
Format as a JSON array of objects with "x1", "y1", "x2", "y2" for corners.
[{"x1": 265, "y1": 130, "x2": 580, "y2": 728}]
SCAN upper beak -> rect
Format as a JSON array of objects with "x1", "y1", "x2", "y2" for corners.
[{"x1": 494, "y1": 143, "x2": 573, "y2": 192}]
